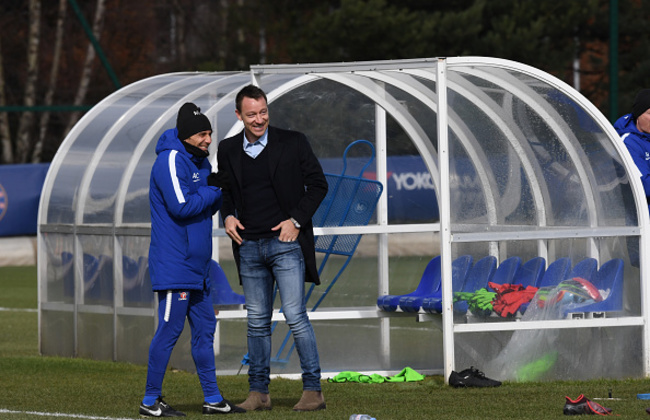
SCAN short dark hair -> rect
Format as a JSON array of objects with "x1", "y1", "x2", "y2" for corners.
[{"x1": 236, "y1": 84, "x2": 267, "y2": 111}]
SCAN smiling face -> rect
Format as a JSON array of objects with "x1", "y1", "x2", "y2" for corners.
[
  {"x1": 184, "y1": 130, "x2": 212, "y2": 151},
  {"x1": 236, "y1": 96, "x2": 269, "y2": 143},
  {"x1": 638, "y1": 109, "x2": 650, "y2": 134}
]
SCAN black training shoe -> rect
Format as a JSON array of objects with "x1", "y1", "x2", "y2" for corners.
[
  {"x1": 563, "y1": 394, "x2": 612, "y2": 415},
  {"x1": 449, "y1": 366, "x2": 502, "y2": 388},
  {"x1": 139, "y1": 396, "x2": 186, "y2": 417},
  {"x1": 203, "y1": 398, "x2": 246, "y2": 415}
]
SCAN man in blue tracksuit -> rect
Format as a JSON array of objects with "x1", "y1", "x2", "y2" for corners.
[
  {"x1": 614, "y1": 88, "x2": 650, "y2": 212},
  {"x1": 614, "y1": 89, "x2": 650, "y2": 268},
  {"x1": 140, "y1": 103, "x2": 244, "y2": 417}
]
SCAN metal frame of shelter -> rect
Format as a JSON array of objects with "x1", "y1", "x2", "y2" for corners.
[{"x1": 38, "y1": 57, "x2": 650, "y2": 381}]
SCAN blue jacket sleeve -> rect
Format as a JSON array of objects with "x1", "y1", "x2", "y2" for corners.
[
  {"x1": 155, "y1": 150, "x2": 222, "y2": 219},
  {"x1": 623, "y1": 135, "x2": 650, "y2": 196}
]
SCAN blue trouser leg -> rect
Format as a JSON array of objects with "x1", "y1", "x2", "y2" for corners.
[
  {"x1": 144, "y1": 287, "x2": 221, "y2": 401},
  {"x1": 145, "y1": 290, "x2": 187, "y2": 398},
  {"x1": 188, "y1": 287, "x2": 220, "y2": 400}
]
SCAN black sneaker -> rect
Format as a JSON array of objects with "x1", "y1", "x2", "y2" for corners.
[
  {"x1": 203, "y1": 398, "x2": 246, "y2": 414},
  {"x1": 139, "y1": 396, "x2": 186, "y2": 417},
  {"x1": 563, "y1": 394, "x2": 612, "y2": 415},
  {"x1": 449, "y1": 366, "x2": 502, "y2": 388}
]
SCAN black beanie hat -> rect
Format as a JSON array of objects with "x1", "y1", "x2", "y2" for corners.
[
  {"x1": 632, "y1": 89, "x2": 650, "y2": 121},
  {"x1": 176, "y1": 102, "x2": 212, "y2": 140}
]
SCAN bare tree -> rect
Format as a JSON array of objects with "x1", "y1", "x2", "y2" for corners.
[
  {"x1": 0, "y1": 37, "x2": 12, "y2": 164},
  {"x1": 171, "y1": 0, "x2": 187, "y2": 67},
  {"x1": 33, "y1": 0, "x2": 67, "y2": 163},
  {"x1": 64, "y1": 0, "x2": 106, "y2": 138},
  {"x1": 15, "y1": 0, "x2": 40, "y2": 163}
]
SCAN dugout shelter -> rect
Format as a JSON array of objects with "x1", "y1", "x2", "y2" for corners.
[{"x1": 37, "y1": 57, "x2": 650, "y2": 382}]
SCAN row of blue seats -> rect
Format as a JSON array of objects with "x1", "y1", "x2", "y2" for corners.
[
  {"x1": 59, "y1": 253, "x2": 243, "y2": 308},
  {"x1": 377, "y1": 255, "x2": 624, "y2": 316}
]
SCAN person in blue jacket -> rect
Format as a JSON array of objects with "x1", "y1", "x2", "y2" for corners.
[
  {"x1": 614, "y1": 89, "x2": 650, "y2": 268},
  {"x1": 140, "y1": 103, "x2": 244, "y2": 417},
  {"x1": 614, "y1": 88, "x2": 650, "y2": 212}
]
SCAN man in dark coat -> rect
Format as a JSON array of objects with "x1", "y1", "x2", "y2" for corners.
[{"x1": 217, "y1": 84, "x2": 328, "y2": 412}]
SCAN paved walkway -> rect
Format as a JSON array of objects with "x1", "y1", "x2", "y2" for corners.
[{"x1": 0, "y1": 236, "x2": 36, "y2": 267}]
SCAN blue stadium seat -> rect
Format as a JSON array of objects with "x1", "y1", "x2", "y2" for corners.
[
  {"x1": 564, "y1": 258, "x2": 624, "y2": 316},
  {"x1": 137, "y1": 256, "x2": 153, "y2": 304},
  {"x1": 513, "y1": 257, "x2": 546, "y2": 288},
  {"x1": 568, "y1": 257, "x2": 598, "y2": 281},
  {"x1": 519, "y1": 257, "x2": 572, "y2": 314},
  {"x1": 535, "y1": 257, "x2": 572, "y2": 288},
  {"x1": 420, "y1": 255, "x2": 474, "y2": 313},
  {"x1": 419, "y1": 255, "x2": 496, "y2": 315},
  {"x1": 377, "y1": 256, "x2": 441, "y2": 312},
  {"x1": 453, "y1": 255, "x2": 497, "y2": 313},
  {"x1": 122, "y1": 255, "x2": 140, "y2": 303},
  {"x1": 82, "y1": 253, "x2": 100, "y2": 298},
  {"x1": 209, "y1": 259, "x2": 245, "y2": 307},
  {"x1": 399, "y1": 255, "x2": 473, "y2": 313},
  {"x1": 488, "y1": 256, "x2": 522, "y2": 286},
  {"x1": 122, "y1": 255, "x2": 153, "y2": 306}
]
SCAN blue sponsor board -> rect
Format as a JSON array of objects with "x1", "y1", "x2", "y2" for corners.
[
  {"x1": 0, "y1": 163, "x2": 50, "y2": 236},
  {"x1": 0, "y1": 155, "x2": 439, "y2": 238},
  {"x1": 319, "y1": 155, "x2": 439, "y2": 223}
]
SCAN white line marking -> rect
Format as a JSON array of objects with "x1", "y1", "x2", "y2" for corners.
[
  {"x1": 0, "y1": 408, "x2": 135, "y2": 419},
  {"x1": 0, "y1": 307, "x2": 37, "y2": 312}
]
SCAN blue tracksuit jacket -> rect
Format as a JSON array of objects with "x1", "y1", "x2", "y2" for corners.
[
  {"x1": 614, "y1": 113, "x2": 650, "y2": 211},
  {"x1": 148, "y1": 128, "x2": 222, "y2": 291}
]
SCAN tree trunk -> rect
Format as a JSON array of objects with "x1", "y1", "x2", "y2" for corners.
[
  {"x1": 64, "y1": 0, "x2": 106, "y2": 138},
  {"x1": 32, "y1": 0, "x2": 67, "y2": 163},
  {"x1": 172, "y1": 0, "x2": 186, "y2": 67},
  {"x1": 15, "y1": 0, "x2": 41, "y2": 163},
  {"x1": 0, "y1": 37, "x2": 12, "y2": 164}
]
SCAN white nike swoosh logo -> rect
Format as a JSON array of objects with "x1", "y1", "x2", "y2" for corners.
[
  {"x1": 210, "y1": 404, "x2": 231, "y2": 413},
  {"x1": 142, "y1": 406, "x2": 162, "y2": 416}
]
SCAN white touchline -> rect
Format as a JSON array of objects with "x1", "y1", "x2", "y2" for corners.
[
  {"x1": 0, "y1": 307, "x2": 37, "y2": 312},
  {"x1": 0, "y1": 408, "x2": 135, "y2": 420}
]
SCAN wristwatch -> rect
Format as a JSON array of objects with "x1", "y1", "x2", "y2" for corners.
[{"x1": 290, "y1": 217, "x2": 301, "y2": 229}]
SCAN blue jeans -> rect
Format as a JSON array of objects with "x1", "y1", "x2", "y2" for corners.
[{"x1": 239, "y1": 237, "x2": 322, "y2": 393}]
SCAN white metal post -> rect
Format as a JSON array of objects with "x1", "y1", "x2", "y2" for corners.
[
  {"x1": 436, "y1": 58, "x2": 455, "y2": 382},
  {"x1": 376, "y1": 97, "x2": 390, "y2": 367}
]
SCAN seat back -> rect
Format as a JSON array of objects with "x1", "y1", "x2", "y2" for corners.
[
  {"x1": 209, "y1": 260, "x2": 245, "y2": 306},
  {"x1": 489, "y1": 256, "x2": 522, "y2": 286},
  {"x1": 569, "y1": 258, "x2": 598, "y2": 281},
  {"x1": 537, "y1": 257, "x2": 572, "y2": 288},
  {"x1": 451, "y1": 255, "x2": 473, "y2": 292},
  {"x1": 461, "y1": 256, "x2": 497, "y2": 293},
  {"x1": 434, "y1": 255, "x2": 475, "y2": 296},
  {"x1": 588, "y1": 258, "x2": 624, "y2": 312},
  {"x1": 411, "y1": 256, "x2": 442, "y2": 295},
  {"x1": 122, "y1": 255, "x2": 140, "y2": 289},
  {"x1": 313, "y1": 141, "x2": 383, "y2": 258},
  {"x1": 514, "y1": 257, "x2": 546, "y2": 288}
]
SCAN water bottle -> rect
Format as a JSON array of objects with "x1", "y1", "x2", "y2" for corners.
[{"x1": 349, "y1": 415, "x2": 376, "y2": 420}]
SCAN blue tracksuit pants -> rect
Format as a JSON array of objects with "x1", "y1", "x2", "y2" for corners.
[{"x1": 144, "y1": 285, "x2": 220, "y2": 400}]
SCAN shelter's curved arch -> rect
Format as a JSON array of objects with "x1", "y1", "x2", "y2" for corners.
[
  {"x1": 40, "y1": 72, "x2": 196, "y2": 223},
  {"x1": 77, "y1": 74, "x2": 225, "y2": 224},
  {"x1": 114, "y1": 74, "x2": 252, "y2": 224}
]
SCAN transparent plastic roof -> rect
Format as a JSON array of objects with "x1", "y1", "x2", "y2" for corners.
[
  {"x1": 39, "y1": 59, "x2": 645, "y2": 233},
  {"x1": 38, "y1": 57, "x2": 650, "y2": 381}
]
